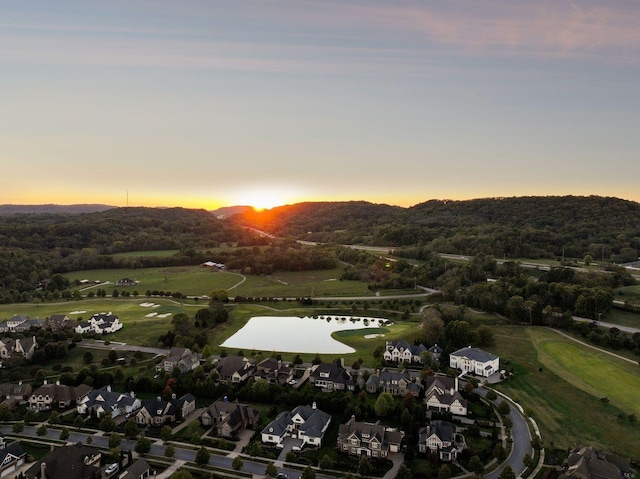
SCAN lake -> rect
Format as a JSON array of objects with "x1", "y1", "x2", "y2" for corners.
[{"x1": 221, "y1": 315, "x2": 390, "y2": 354}]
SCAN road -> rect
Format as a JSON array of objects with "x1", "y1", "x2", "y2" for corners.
[
  {"x1": 1, "y1": 425, "x2": 339, "y2": 479},
  {"x1": 475, "y1": 388, "x2": 531, "y2": 479},
  {"x1": 572, "y1": 316, "x2": 640, "y2": 334}
]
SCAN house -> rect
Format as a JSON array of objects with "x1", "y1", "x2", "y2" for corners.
[
  {"x1": 308, "y1": 360, "x2": 355, "y2": 391},
  {"x1": 76, "y1": 385, "x2": 141, "y2": 418},
  {"x1": 201, "y1": 399, "x2": 260, "y2": 438},
  {"x1": 135, "y1": 393, "x2": 196, "y2": 426},
  {"x1": 449, "y1": 346, "x2": 499, "y2": 377},
  {"x1": 365, "y1": 368, "x2": 422, "y2": 397},
  {"x1": 0, "y1": 336, "x2": 38, "y2": 361},
  {"x1": 29, "y1": 382, "x2": 93, "y2": 412},
  {"x1": 418, "y1": 420, "x2": 466, "y2": 461},
  {"x1": 261, "y1": 403, "x2": 331, "y2": 450},
  {"x1": 0, "y1": 381, "x2": 32, "y2": 407},
  {"x1": 24, "y1": 443, "x2": 102, "y2": 479},
  {"x1": 0, "y1": 438, "x2": 26, "y2": 477},
  {"x1": 337, "y1": 416, "x2": 404, "y2": 459},
  {"x1": 213, "y1": 355, "x2": 255, "y2": 383},
  {"x1": 561, "y1": 443, "x2": 637, "y2": 479},
  {"x1": 74, "y1": 312, "x2": 123, "y2": 335},
  {"x1": 45, "y1": 314, "x2": 72, "y2": 331},
  {"x1": 122, "y1": 458, "x2": 152, "y2": 479},
  {"x1": 157, "y1": 347, "x2": 201, "y2": 374},
  {"x1": 254, "y1": 357, "x2": 294, "y2": 385},
  {"x1": 428, "y1": 344, "x2": 444, "y2": 362},
  {"x1": 424, "y1": 376, "x2": 468, "y2": 416},
  {"x1": 116, "y1": 278, "x2": 137, "y2": 287},
  {"x1": 383, "y1": 340, "x2": 428, "y2": 364}
]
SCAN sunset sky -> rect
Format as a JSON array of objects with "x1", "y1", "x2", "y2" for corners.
[{"x1": 3, "y1": 1, "x2": 639, "y2": 209}]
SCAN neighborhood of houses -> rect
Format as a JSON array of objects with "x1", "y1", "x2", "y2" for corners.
[{"x1": 0, "y1": 309, "x2": 633, "y2": 479}]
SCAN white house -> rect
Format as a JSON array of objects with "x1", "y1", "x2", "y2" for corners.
[
  {"x1": 76, "y1": 385, "x2": 141, "y2": 418},
  {"x1": 261, "y1": 403, "x2": 331, "y2": 450},
  {"x1": 424, "y1": 376, "x2": 468, "y2": 416},
  {"x1": 75, "y1": 312, "x2": 123, "y2": 335},
  {"x1": 383, "y1": 340, "x2": 427, "y2": 364},
  {"x1": 449, "y1": 346, "x2": 500, "y2": 377}
]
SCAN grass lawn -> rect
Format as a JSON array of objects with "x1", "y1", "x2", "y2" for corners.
[
  {"x1": 615, "y1": 284, "x2": 640, "y2": 303},
  {"x1": 491, "y1": 326, "x2": 640, "y2": 459},
  {"x1": 111, "y1": 250, "x2": 181, "y2": 258},
  {"x1": 603, "y1": 307, "x2": 640, "y2": 329}
]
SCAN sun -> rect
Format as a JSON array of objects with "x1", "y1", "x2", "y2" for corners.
[{"x1": 238, "y1": 188, "x2": 288, "y2": 211}]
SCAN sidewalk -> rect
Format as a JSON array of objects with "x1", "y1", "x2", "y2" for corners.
[{"x1": 156, "y1": 459, "x2": 187, "y2": 479}]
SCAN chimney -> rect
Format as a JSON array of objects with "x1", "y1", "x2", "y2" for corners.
[
  {"x1": 375, "y1": 369, "x2": 380, "y2": 377},
  {"x1": 455, "y1": 376, "x2": 459, "y2": 392},
  {"x1": 40, "y1": 462, "x2": 46, "y2": 479},
  {"x1": 312, "y1": 401, "x2": 317, "y2": 410},
  {"x1": 18, "y1": 380, "x2": 22, "y2": 386},
  {"x1": 56, "y1": 380, "x2": 60, "y2": 386},
  {"x1": 107, "y1": 385, "x2": 111, "y2": 392},
  {"x1": 44, "y1": 379, "x2": 47, "y2": 385},
  {"x1": 171, "y1": 393, "x2": 176, "y2": 400}
]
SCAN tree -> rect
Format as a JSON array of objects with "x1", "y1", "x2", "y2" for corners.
[
  {"x1": 160, "y1": 425, "x2": 173, "y2": 442},
  {"x1": 99, "y1": 414, "x2": 116, "y2": 432},
  {"x1": 301, "y1": 466, "x2": 316, "y2": 479},
  {"x1": 135, "y1": 435, "x2": 151, "y2": 455},
  {"x1": 232, "y1": 456, "x2": 243, "y2": 471},
  {"x1": 583, "y1": 254, "x2": 593, "y2": 266},
  {"x1": 83, "y1": 351, "x2": 94, "y2": 364},
  {"x1": 499, "y1": 465, "x2": 516, "y2": 479},
  {"x1": 36, "y1": 424, "x2": 48, "y2": 436},
  {"x1": 358, "y1": 456, "x2": 372, "y2": 476},
  {"x1": 164, "y1": 444, "x2": 175, "y2": 458},
  {"x1": 285, "y1": 451, "x2": 296, "y2": 463},
  {"x1": 486, "y1": 390, "x2": 498, "y2": 401},
  {"x1": 319, "y1": 455, "x2": 334, "y2": 470},
  {"x1": 59, "y1": 426, "x2": 70, "y2": 441},
  {"x1": 109, "y1": 433, "x2": 122, "y2": 449},
  {"x1": 497, "y1": 400, "x2": 510, "y2": 416},
  {"x1": 438, "y1": 464, "x2": 452, "y2": 479},
  {"x1": 468, "y1": 455, "x2": 484, "y2": 474},
  {"x1": 195, "y1": 446, "x2": 211, "y2": 466},
  {"x1": 73, "y1": 415, "x2": 85, "y2": 429},
  {"x1": 374, "y1": 392, "x2": 395, "y2": 417},
  {"x1": 124, "y1": 418, "x2": 139, "y2": 439},
  {"x1": 49, "y1": 411, "x2": 61, "y2": 424},
  {"x1": 12, "y1": 422, "x2": 24, "y2": 433},
  {"x1": 265, "y1": 463, "x2": 278, "y2": 477},
  {"x1": 395, "y1": 464, "x2": 412, "y2": 479}
]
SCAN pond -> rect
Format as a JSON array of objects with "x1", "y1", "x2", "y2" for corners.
[{"x1": 221, "y1": 315, "x2": 390, "y2": 354}]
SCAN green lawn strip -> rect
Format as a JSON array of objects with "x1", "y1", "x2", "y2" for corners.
[
  {"x1": 491, "y1": 326, "x2": 640, "y2": 460},
  {"x1": 535, "y1": 336, "x2": 640, "y2": 415},
  {"x1": 111, "y1": 250, "x2": 181, "y2": 258},
  {"x1": 615, "y1": 284, "x2": 640, "y2": 303}
]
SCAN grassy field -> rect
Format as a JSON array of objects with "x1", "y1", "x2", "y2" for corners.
[
  {"x1": 111, "y1": 249, "x2": 181, "y2": 258},
  {"x1": 615, "y1": 284, "x2": 640, "y2": 303},
  {"x1": 491, "y1": 326, "x2": 640, "y2": 459},
  {"x1": 64, "y1": 266, "x2": 396, "y2": 299},
  {"x1": 602, "y1": 307, "x2": 640, "y2": 329}
]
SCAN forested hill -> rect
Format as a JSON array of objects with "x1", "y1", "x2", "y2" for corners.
[
  {"x1": 0, "y1": 204, "x2": 115, "y2": 215},
  {"x1": 0, "y1": 207, "x2": 240, "y2": 254},
  {"x1": 233, "y1": 196, "x2": 640, "y2": 260}
]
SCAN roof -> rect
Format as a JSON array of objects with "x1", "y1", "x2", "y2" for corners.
[
  {"x1": 562, "y1": 444, "x2": 634, "y2": 479},
  {"x1": 214, "y1": 355, "x2": 252, "y2": 377},
  {"x1": 122, "y1": 458, "x2": 150, "y2": 479},
  {"x1": 419, "y1": 420, "x2": 457, "y2": 444},
  {"x1": 25, "y1": 443, "x2": 101, "y2": 479},
  {"x1": 31, "y1": 383, "x2": 90, "y2": 403},
  {"x1": 0, "y1": 442, "x2": 26, "y2": 464},
  {"x1": 338, "y1": 416, "x2": 404, "y2": 449},
  {"x1": 450, "y1": 346, "x2": 498, "y2": 363},
  {"x1": 310, "y1": 362, "x2": 353, "y2": 385}
]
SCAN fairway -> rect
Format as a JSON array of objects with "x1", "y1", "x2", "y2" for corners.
[{"x1": 491, "y1": 326, "x2": 640, "y2": 459}]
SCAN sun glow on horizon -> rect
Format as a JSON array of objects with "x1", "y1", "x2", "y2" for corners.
[{"x1": 231, "y1": 186, "x2": 301, "y2": 212}]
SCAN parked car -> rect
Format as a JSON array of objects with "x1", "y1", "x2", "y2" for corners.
[{"x1": 105, "y1": 463, "x2": 119, "y2": 475}]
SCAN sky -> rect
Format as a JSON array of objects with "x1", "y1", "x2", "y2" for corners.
[{"x1": 2, "y1": 1, "x2": 640, "y2": 210}]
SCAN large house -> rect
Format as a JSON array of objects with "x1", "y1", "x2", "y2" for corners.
[
  {"x1": 0, "y1": 315, "x2": 44, "y2": 333},
  {"x1": 29, "y1": 382, "x2": 93, "y2": 412},
  {"x1": 157, "y1": 347, "x2": 201, "y2": 374},
  {"x1": 0, "y1": 381, "x2": 32, "y2": 407},
  {"x1": 418, "y1": 420, "x2": 466, "y2": 461},
  {"x1": 0, "y1": 436, "x2": 26, "y2": 478},
  {"x1": 383, "y1": 340, "x2": 428, "y2": 364},
  {"x1": 213, "y1": 355, "x2": 255, "y2": 383},
  {"x1": 122, "y1": 458, "x2": 152, "y2": 479},
  {"x1": 24, "y1": 443, "x2": 102, "y2": 479},
  {"x1": 201, "y1": 399, "x2": 260, "y2": 438},
  {"x1": 76, "y1": 385, "x2": 141, "y2": 419},
  {"x1": 365, "y1": 368, "x2": 422, "y2": 397},
  {"x1": 135, "y1": 393, "x2": 196, "y2": 426},
  {"x1": 449, "y1": 346, "x2": 499, "y2": 377},
  {"x1": 0, "y1": 336, "x2": 38, "y2": 361},
  {"x1": 74, "y1": 312, "x2": 123, "y2": 335},
  {"x1": 561, "y1": 444, "x2": 637, "y2": 479},
  {"x1": 261, "y1": 403, "x2": 331, "y2": 450},
  {"x1": 424, "y1": 376, "x2": 468, "y2": 416},
  {"x1": 45, "y1": 314, "x2": 72, "y2": 332},
  {"x1": 337, "y1": 416, "x2": 404, "y2": 459},
  {"x1": 254, "y1": 358, "x2": 294, "y2": 385},
  {"x1": 308, "y1": 361, "x2": 355, "y2": 391}
]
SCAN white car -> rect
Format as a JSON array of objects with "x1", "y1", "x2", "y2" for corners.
[{"x1": 105, "y1": 463, "x2": 119, "y2": 475}]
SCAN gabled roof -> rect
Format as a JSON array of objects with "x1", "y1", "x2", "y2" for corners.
[
  {"x1": 450, "y1": 346, "x2": 498, "y2": 363},
  {"x1": 139, "y1": 397, "x2": 175, "y2": 418},
  {"x1": 419, "y1": 420, "x2": 457, "y2": 444},
  {"x1": 122, "y1": 458, "x2": 150, "y2": 479},
  {"x1": 25, "y1": 443, "x2": 101, "y2": 479},
  {"x1": 338, "y1": 416, "x2": 404, "y2": 449},
  {"x1": 214, "y1": 355, "x2": 252, "y2": 377},
  {"x1": 310, "y1": 362, "x2": 353, "y2": 384},
  {"x1": 32, "y1": 383, "x2": 91, "y2": 403},
  {"x1": 203, "y1": 400, "x2": 259, "y2": 431},
  {"x1": 0, "y1": 442, "x2": 25, "y2": 465}
]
